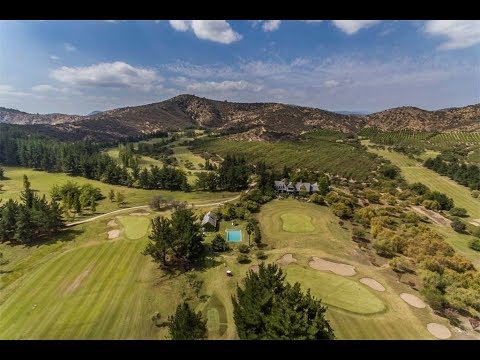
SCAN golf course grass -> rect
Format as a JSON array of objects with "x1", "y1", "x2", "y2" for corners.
[
  {"x1": 281, "y1": 213, "x2": 315, "y2": 233},
  {"x1": 285, "y1": 265, "x2": 385, "y2": 314},
  {"x1": 117, "y1": 216, "x2": 151, "y2": 240},
  {"x1": 364, "y1": 142, "x2": 480, "y2": 219},
  {"x1": 0, "y1": 166, "x2": 239, "y2": 217}
]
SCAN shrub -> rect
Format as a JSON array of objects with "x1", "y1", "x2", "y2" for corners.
[
  {"x1": 238, "y1": 244, "x2": 250, "y2": 254},
  {"x1": 409, "y1": 182, "x2": 429, "y2": 195},
  {"x1": 379, "y1": 164, "x2": 400, "y2": 179},
  {"x1": 211, "y1": 234, "x2": 228, "y2": 252},
  {"x1": 256, "y1": 251, "x2": 268, "y2": 260},
  {"x1": 373, "y1": 238, "x2": 397, "y2": 258},
  {"x1": 472, "y1": 190, "x2": 480, "y2": 198},
  {"x1": 237, "y1": 254, "x2": 251, "y2": 264},
  {"x1": 389, "y1": 256, "x2": 414, "y2": 273},
  {"x1": 422, "y1": 199, "x2": 441, "y2": 211},
  {"x1": 468, "y1": 238, "x2": 480, "y2": 252},
  {"x1": 331, "y1": 202, "x2": 353, "y2": 219},
  {"x1": 363, "y1": 189, "x2": 380, "y2": 204},
  {"x1": 472, "y1": 227, "x2": 480, "y2": 238},
  {"x1": 449, "y1": 207, "x2": 468, "y2": 217},
  {"x1": 309, "y1": 193, "x2": 325, "y2": 205},
  {"x1": 451, "y1": 218, "x2": 466, "y2": 233}
]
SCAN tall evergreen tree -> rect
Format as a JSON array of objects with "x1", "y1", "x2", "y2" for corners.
[
  {"x1": 170, "y1": 207, "x2": 204, "y2": 264},
  {"x1": 232, "y1": 263, "x2": 334, "y2": 340},
  {"x1": 20, "y1": 175, "x2": 34, "y2": 208},
  {"x1": 14, "y1": 205, "x2": 35, "y2": 243},
  {"x1": 144, "y1": 217, "x2": 172, "y2": 265},
  {"x1": 168, "y1": 302, "x2": 207, "y2": 340}
]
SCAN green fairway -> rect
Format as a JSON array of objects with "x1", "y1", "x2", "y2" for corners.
[
  {"x1": 281, "y1": 213, "x2": 315, "y2": 233},
  {"x1": 117, "y1": 216, "x2": 151, "y2": 240},
  {"x1": 364, "y1": 142, "x2": 480, "y2": 219},
  {"x1": 258, "y1": 199, "x2": 353, "y2": 254},
  {"x1": 0, "y1": 166, "x2": 239, "y2": 217},
  {"x1": 285, "y1": 265, "x2": 385, "y2": 314}
]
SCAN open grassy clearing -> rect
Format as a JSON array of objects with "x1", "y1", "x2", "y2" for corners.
[
  {"x1": 0, "y1": 167, "x2": 238, "y2": 217},
  {"x1": 364, "y1": 141, "x2": 480, "y2": 220},
  {"x1": 105, "y1": 149, "x2": 164, "y2": 169},
  {"x1": 1, "y1": 197, "x2": 469, "y2": 339},
  {"x1": 281, "y1": 213, "x2": 315, "y2": 233},
  {"x1": 285, "y1": 265, "x2": 385, "y2": 314}
]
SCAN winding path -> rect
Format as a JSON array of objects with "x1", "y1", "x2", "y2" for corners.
[{"x1": 66, "y1": 194, "x2": 241, "y2": 227}]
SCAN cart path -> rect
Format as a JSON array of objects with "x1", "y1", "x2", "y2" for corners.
[{"x1": 66, "y1": 194, "x2": 241, "y2": 227}]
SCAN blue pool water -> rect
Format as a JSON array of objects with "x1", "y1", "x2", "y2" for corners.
[{"x1": 226, "y1": 229, "x2": 242, "y2": 242}]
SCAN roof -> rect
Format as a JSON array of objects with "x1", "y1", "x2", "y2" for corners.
[{"x1": 201, "y1": 211, "x2": 217, "y2": 227}]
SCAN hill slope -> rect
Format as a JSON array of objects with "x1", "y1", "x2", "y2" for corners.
[{"x1": 1, "y1": 95, "x2": 479, "y2": 141}]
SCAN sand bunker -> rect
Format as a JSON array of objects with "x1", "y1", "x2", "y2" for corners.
[
  {"x1": 129, "y1": 212, "x2": 150, "y2": 216},
  {"x1": 107, "y1": 220, "x2": 117, "y2": 227},
  {"x1": 66, "y1": 269, "x2": 90, "y2": 293},
  {"x1": 276, "y1": 254, "x2": 297, "y2": 266},
  {"x1": 309, "y1": 257, "x2": 356, "y2": 276},
  {"x1": 108, "y1": 229, "x2": 121, "y2": 239},
  {"x1": 360, "y1": 277, "x2": 386, "y2": 292},
  {"x1": 400, "y1": 293, "x2": 426, "y2": 308},
  {"x1": 249, "y1": 265, "x2": 260, "y2": 273},
  {"x1": 427, "y1": 323, "x2": 451, "y2": 339}
]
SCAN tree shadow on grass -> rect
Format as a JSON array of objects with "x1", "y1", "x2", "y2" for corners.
[{"x1": 22, "y1": 228, "x2": 84, "y2": 248}]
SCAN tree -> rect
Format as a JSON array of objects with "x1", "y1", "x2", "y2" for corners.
[
  {"x1": 379, "y1": 164, "x2": 400, "y2": 179},
  {"x1": 170, "y1": 207, "x2": 204, "y2": 265},
  {"x1": 168, "y1": 302, "x2": 207, "y2": 340},
  {"x1": 0, "y1": 165, "x2": 4, "y2": 179},
  {"x1": 144, "y1": 217, "x2": 172, "y2": 265},
  {"x1": 317, "y1": 175, "x2": 330, "y2": 196},
  {"x1": 195, "y1": 172, "x2": 219, "y2": 192},
  {"x1": 116, "y1": 191, "x2": 125, "y2": 208},
  {"x1": 449, "y1": 207, "x2": 468, "y2": 217},
  {"x1": 253, "y1": 227, "x2": 262, "y2": 245},
  {"x1": 150, "y1": 195, "x2": 168, "y2": 211},
  {"x1": 232, "y1": 263, "x2": 334, "y2": 340},
  {"x1": 20, "y1": 175, "x2": 34, "y2": 208},
  {"x1": 211, "y1": 234, "x2": 228, "y2": 252},
  {"x1": 14, "y1": 205, "x2": 35, "y2": 243},
  {"x1": 108, "y1": 189, "x2": 115, "y2": 202},
  {"x1": 245, "y1": 220, "x2": 255, "y2": 247},
  {"x1": 451, "y1": 218, "x2": 466, "y2": 233}
]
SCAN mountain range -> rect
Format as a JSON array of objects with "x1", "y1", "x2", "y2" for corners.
[{"x1": 1, "y1": 95, "x2": 479, "y2": 141}]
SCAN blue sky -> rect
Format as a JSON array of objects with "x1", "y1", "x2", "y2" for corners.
[{"x1": 0, "y1": 20, "x2": 478, "y2": 115}]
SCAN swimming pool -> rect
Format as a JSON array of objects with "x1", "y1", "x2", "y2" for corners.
[{"x1": 226, "y1": 229, "x2": 242, "y2": 242}]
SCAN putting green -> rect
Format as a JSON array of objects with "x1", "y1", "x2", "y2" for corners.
[
  {"x1": 281, "y1": 213, "x2": 315, "y2": 233},
  {"x1": 117, "y1": 216, "x2": 150, "y2": 240},
  {"x1": 207, "y1": 308, "x2": 220, "y2": 331},
  {"x1": 285, "y1": 266, "x2": 386, "y2": 314}
]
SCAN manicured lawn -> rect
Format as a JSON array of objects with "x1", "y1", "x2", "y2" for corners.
[
  {"x1": 117, "y1": 216, "x2": 151, "y2": 240},
  {"x1": 364, "y1": 142, "x2": 480, "y2": 220},
  {"x1": 281, "y1": 213, "x2": 315, "y2": 233},
  {"x1": 285, "y1": 265, "x2": 385, "y2": 314},
  {"x1": 0, "y1": 167, "x2": 239, "y2": 217}
]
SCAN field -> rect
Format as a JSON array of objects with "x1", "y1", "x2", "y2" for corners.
[
  {"x1": 0, "y1": 197, "x2": 471, "y2": 339},
  {"x1": 191, "y1": 133, "x2": 382, "y2": 181},
  {"x1": 364, "y1": 141, "x2": 480, "y2": 220},
  {"x1": 0, "y1": 166, "x2": 238, "y2": 217},
  {"x1": 360, "y1": 129, "x2": 480, "y2": 154},
  {"x1": 281, "y1": 213, "x2": 315, "y2": 233}
]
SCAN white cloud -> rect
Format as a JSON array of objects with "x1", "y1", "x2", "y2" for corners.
[
  {"x1": 0, "y1": 84, "x2": 29, "y2": 97},
  {"x1": 324, "y1": 80, "x2": 340, "y2": 88},
  {"x1": 64, "y1": 43, "x2": 77, "y2": 52},
  {"x1": 186, "y1": 80, "x2": 262, "y2": 92},
  {"x1": 50, "y1": 55, "x2": 60, "y2": 61},
  {"x1": 303, "y1": 20, "x2": 323, "y2": 23},
  {"x1": 32, "y1": 84, "x2": 57, "y2": 92},
  {"x1": 51, "y1": 61, "x2": 159, "y2": 90},
  {"x1": 104, "y1": 20, "x2": 122, "y2": 24},
  {"x1": 168, "y1": 20, "x2": 242, "y2": 44},
  {"x1": 424, "y1": 20, "x2": 480, "y2": 50},
  {"x1": 332, "y1": 20, "x2": 381, "y2": 34},
  {"x1": 262, "y1": 20, "x2": 281, "y2": 32}
]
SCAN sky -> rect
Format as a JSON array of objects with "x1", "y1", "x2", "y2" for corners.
[{"x1": 0, "y1": 20, "x2": 479, "y2": 115}]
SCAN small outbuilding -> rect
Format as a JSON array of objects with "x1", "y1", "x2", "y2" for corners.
[{"x1": 201, "y1": 211, "x2": 218, "y2": 231}]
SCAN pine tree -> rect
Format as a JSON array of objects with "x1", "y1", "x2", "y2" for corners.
[
  {"x1": 232, "y1": 263, "x2": 334, "y2": 340},
  {"x1": 20, "y1": 175, "x2": 34, "y2": 208},
  {"x1": 168, "y1": 302, "x2": 207, "y2": 340},
  {"x1": 144, "y1": 217, "x2": 172, "y2": 265},
  {"x1": 245, "y1": 220, "x2": 255, "y2": 247},
  {"x1": 90, "y1": 194, "x2": 97, "y2": 214},
  {"x1": 170, "y1": 207, "x2": 204, "y2": 264},
  {"x1": 115, "y1": 191, "x2": 125, "y2": 208},
  {"x1": 14, "y1": 205, "x2": 35, "y2": 243},
  {"x1": 0, "y1": 199, "x2": 18, "y2": 241}
]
